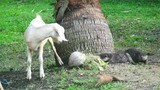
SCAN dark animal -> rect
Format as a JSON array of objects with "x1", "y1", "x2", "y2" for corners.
[
  {"x1": 125, "y1": 48, "x2": 148, "y2": 64},
  {"x1": 99, "y1": 48, "x2": 148, "y2": 64}
]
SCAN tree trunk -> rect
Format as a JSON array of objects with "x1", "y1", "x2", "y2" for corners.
[{"x1": 54, "y1": 0, "x2": 114, "y2": 64}]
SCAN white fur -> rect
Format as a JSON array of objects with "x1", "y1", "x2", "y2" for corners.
[
  {"x1": 68, "y1": 51, "x2": 86, "y2": 67},
  {"x1": 0, "y1": 82, "x2": 4, "y2": 90},
  {"x1": 29, "y1": 14, "x2": 45, "y2": 27},
  {"x1": 24, "y1": 14, "x2": 68, "y2": 80},
  {"x1": 142, "y1": 55, "x2": 148, "y2": 60}
]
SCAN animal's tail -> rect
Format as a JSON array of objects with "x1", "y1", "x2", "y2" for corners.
[
  {"x1": 36, "y1": 13, "x2": 40, "y2": 17},
  {"x1": 29, "y1": 13, "x2": 45, "y2": 27}
]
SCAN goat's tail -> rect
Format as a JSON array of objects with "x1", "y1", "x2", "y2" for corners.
[{"x1": 36, "y1": 13, "x2": 40, "y2": 17}]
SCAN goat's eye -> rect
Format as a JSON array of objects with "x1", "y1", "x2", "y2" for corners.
[{"x1": 55, "y1": 30, "x2": 59, "y2": 36}]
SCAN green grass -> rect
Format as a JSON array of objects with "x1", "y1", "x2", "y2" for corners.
[
  {"x1": 0, "y1": 0, "x2": 54, "y2": 44},
  {"x1": 101, "y1": 1, "x2": 160, "y2": 51},
  {"x1": 0, "y1": 0, "x2": 160, "y2": 89}
]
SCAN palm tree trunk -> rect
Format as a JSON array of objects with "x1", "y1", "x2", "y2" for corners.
[{"x1": 54, "y1": 0, "x2": 114, "y2": 64}]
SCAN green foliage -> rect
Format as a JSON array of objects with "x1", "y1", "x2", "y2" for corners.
[
  {"x1": 99, "y1": 83, "x2": 128, "y2": 90},
  {"x1": 85, "y1": 54, "x2": 109, "y2": 71}
]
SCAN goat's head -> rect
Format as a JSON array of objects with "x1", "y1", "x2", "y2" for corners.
[{"x1": 51, "y1": 23, "x2": 68, "y2": 43}]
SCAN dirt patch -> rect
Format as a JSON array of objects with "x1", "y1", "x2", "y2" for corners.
[
  {"x1": 106, "y1": 63, "x2": 160, "y2": 90},
  {"x1": 105, "y1": 52, "x2": 160, "y2": 90}
]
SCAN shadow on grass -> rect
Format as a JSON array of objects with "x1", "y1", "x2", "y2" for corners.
[
  {"x1": 0, "y1": 71, "x2": 29, "y2": 89},
  {"x1": 0, "y1": 69, "x2": 57, "y2": 90}
]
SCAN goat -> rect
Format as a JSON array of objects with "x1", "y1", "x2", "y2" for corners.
[
  {"x1": 24, "y1": 14, "x2": 68, "y2": 80},
  {"x1": 0, "y1": 82, "x2": 4, "y2": 90}
]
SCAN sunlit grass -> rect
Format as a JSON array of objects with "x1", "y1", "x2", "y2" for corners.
[
  {"x1": 101, "y1": 1, "x2": 160, "y2": 51},
  {"x1": 0, "y1": 0, "x2": 54, "y2": 44}
]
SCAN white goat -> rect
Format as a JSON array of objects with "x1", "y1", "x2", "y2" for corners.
[
  {"x1": 0, "y1": 82, "x2": 4, "y2": 90},
  {"x1": 24, "y1": 14, "x2": 68, "y2": 80}
]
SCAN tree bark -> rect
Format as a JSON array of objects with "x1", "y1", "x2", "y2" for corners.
[{"x1": 54, "y1": 0, "x2": 114, "y2": 64}]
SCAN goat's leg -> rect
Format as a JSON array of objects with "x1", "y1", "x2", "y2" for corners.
[
  {"x1": 39, "y1": 39, "x2": 48, "y2": 78},
  {"x1": 48, "y1": 38, "x2": 63, "y2": 65},
  {"x1": 26, "y1": 47, "x2": 32, "y2": 80}
]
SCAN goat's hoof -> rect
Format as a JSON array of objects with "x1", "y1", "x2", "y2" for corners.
[
  {"x1": 57, "y1": 58, "x2": 63, "y2": 65},
  {"x1": 27, "y1": 76, "x2": 32, "y2": 80},
  {"x1": 40, "y1": 74, "x2": 45, "y2": 79},
  {"x1": 59, "y1": 62, "x2": 63, "y2": 65},
  {"x1": 58, "y1": 60, "x2": 64, "y2": 65}
]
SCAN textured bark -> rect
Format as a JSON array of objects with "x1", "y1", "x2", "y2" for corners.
[{"x1": 54, "y1": 0, "x2": 114, "y2": 64}]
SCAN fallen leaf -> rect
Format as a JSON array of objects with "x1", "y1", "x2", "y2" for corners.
[{"x1": 95, "y1": 73, "x2": 125, "y2": 86}]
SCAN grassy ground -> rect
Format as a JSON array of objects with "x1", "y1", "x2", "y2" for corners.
[
  {"x1": 101, "y1": 0, "x2": 160, "y2": 52},
  {"x1": 0, "y1": 0, "x2": 160, "y2": 90}
]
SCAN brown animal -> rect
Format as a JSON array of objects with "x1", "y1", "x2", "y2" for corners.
[{"x1": 95, "y1": 73, "x2": 123, "y2": 86}]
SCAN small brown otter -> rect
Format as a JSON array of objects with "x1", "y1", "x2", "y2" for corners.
[{"x1": 95, "y1": 73, "x2": 123, "y2": 86}]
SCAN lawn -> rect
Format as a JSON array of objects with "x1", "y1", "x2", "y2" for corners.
[{"x1": 0, "y1": 0, "x2": 160, "y2": 90}]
